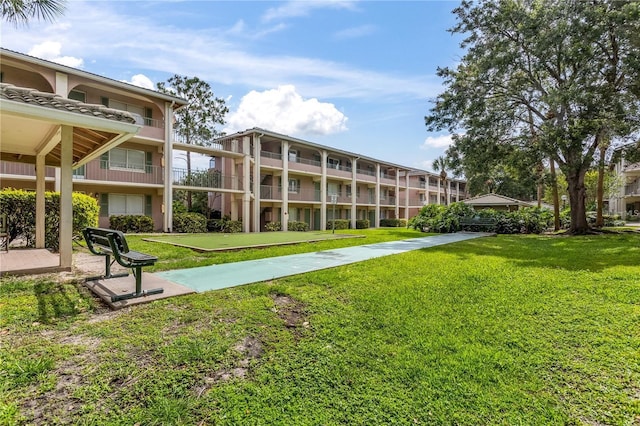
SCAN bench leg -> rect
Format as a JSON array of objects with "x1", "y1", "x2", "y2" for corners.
[
  {"x1": 110, "y1": 266, "x2": 163, "y2": 302},
  {"x1": 85, "y1": 254, "x2": 129, "y2": 282}
]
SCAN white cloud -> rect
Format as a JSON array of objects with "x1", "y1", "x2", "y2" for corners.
[
  {"x1": 422, "y1": 134, "x2": 455, "y2": 149},
  {"x1": 333, "y1": 25, "x2": 375, "y2": 40},
  {"x1": 225, "y1": 85, "x2": 348, "y2": 136},
  {"x1": 262, "y1": 0, "x2": 357, "y2": 22},
  {"x1": 122, "y1": 74, "x2": 155, "y2": 90},
  {"x1": 27, "y1": 41, "x2": 84, "y2": 68}
]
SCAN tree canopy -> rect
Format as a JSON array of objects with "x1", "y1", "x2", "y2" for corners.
[
  {"x1": 426, "y1": 0, "x2": 640, "y2": 233},
  {"x1": 157, "y1": 75, "x2": 229, "y2": 148},
  {"x1": 1, "y1": 0, "x2": 65, "y2": 26}
]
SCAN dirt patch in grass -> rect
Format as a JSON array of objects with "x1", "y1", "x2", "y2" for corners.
[{"x1": 271, "y1": 294, "x2": 309, "y2": 331}]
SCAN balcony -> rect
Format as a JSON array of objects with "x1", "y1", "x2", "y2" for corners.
[
  {"x1": 86, "y1": 161, "x2": 164, "y2": 185},
  {"x1": 625, "y1": 180, "x2": 640, "y2": 196},
  {"x1": 174, "y1": 131, "x2": 242, "y2": 154},
  {"x1": 1, "y1": 161, "x2": 55, "y2": 178},
  {"x1": 261, "y1": 151, "x2": 283, "y2": 168},
  {"x1": 173, "y1": 168, "x2": 242, "y2": 191},
  {"x1": 289, "y1": 156, "x2": 321, "y2": 173},
  {"x1": 288, "y1": 188, "x2": 322, "y2": 202},
  {"x1": 261, "y1": 185, "x2": 282, "y2": 200}
]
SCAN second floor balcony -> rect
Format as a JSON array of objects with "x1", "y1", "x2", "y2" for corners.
[
  {"x1": 625, "y1": 180, "x2": 640, "y2": 196},
  {"x1": 173, "y1": 168, "x2": 243, "y2": 192}
]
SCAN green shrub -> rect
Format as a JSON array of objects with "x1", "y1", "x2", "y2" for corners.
[
  {"x1": 110, "y1": 215, "x2": 154, "y2": 233},
  {"x1": 356, "y1": 219, "x2": 370, "y2": 229},
  {"x1": 408, "y1": 202, "x2": 552, "y2": 235},
  {"x1": 288, "y1": 221, "x2": 309, "y2": 231},
  {"x1": 0, "y1": 189, "x2": 99, "y2": 251},
  {"x1": 209, "y1": 216, "x2": 242, "y2": 233},
  {"x1": 379, "y1": 219, "x2": 407, "y2": 227},
  {"x1": 265, "y1": 221, "x2": 282, "y2": 232},
  {"x1": 173, "y1": 212, "x2": 207, "y2": 233},
  {"x1": 327, "y1": 219, "x2": 350, "y2": 230},
  {"x1": 627, "y1": 215, "x2": 640, "y2": 222}
]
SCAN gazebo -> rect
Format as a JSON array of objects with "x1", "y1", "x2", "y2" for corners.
[{"x1": 0, "y1": 83, "x2": 141, "y2": 274}]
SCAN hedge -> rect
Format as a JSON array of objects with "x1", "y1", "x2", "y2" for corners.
[
  {"x1": 408, "y1": 202, "x2": 553, "y2": 234},
  {"x1": 173, "y1": 212, "x2": 207, "y2": 233},
  {"x1": 209, "y1": 216, "x2": 242, "y2": 233},
  {"x1": 380, "y1": 218, "x2": 407, "y2": 228},
  {"x1": 356, "y1": 219, "x2": 370, "y2": 229},
  {"x1": 0, "y1": 188, "x2": 99, "y2": 251},
  {"x1": 327, "y1": 219, "x2": 350, "y2": 230},
  {"x1": 110, "y1": 215, "x2": 154, "y2": 233}
]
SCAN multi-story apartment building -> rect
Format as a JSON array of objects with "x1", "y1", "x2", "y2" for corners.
[
  {"x1": 609, "y1": 147, "x2": 640, "y2": 218},
  {"x1": 0, "y1": 48, "x2": 467, "y2": 236}
]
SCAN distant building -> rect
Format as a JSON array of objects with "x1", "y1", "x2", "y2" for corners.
[
  {"x1": 1, "y1": 48, "x2": 468, "y2": 233},
  {"x1": 609, "y1": 147, "x2": 640, "y2": 219},
  {"x1": 463, "y1": 193, "x2": 540, "y2": 211}
]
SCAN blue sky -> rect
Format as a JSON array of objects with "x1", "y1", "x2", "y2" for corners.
[{"x1": 2, "y1": 0, "x2": 464, "y2": 171}]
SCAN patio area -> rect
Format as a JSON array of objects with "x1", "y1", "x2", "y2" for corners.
[{"x1": 0, "y1": 249, "x2": 66, "y2": 276}]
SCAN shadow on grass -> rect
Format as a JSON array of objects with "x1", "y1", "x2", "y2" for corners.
[
  {"x1": 426, "y1": 233, "x2": 640, "y2": 272},
  {"x1": 34, "y1": 280, "x2": 92, "y2": 323}
]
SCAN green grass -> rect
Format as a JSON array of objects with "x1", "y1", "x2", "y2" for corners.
[
  {"x1": 1, "y1": 231, "x2": 639, "y2": 425},
  {"x1": 142, "y1": 231, "x2": 361, "y2": 251}
]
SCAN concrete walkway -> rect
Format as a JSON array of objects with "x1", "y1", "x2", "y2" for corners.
[{"x1": 158, "y1": 232, "x2": 492, "y2": 293}]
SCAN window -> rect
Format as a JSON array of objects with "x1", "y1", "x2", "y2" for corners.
[
  {"x1": 109, "y1": 148, "x2": 146, "y2": 172},
  {"x1": 288, "y1": 178, "x2": 299, "y2": 193},
  {"x1": 288, "y1": 149, "x2": 297, "y2": 162},
  {"x1": 72, "y1": 165, "x2": 86, "y2": 179},
  {"x1": 101, "y1": 97, "x2": 152, "y2": 126},
  {"x1": 327, "y1": 158, "x2": 340, "y2": 169},
  {"x1": 346, "y1": 185, "x2": 352, "y2": 197},
  {"x1": 108, "y1": 194, "x2": 145, "y2": 216},
  {"x1": 68, "y1": 90, "x2": 86, "y2": 102}
]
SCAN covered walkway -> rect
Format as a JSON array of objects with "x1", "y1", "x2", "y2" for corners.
[{"x1": 158, "y1": 232, "x2": 491, "y2": 293}]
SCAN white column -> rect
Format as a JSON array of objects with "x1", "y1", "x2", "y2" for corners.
[
  {"x1": 456, "y1": 181, "x2": 460, "y2": 202},
  {"x1": 242, "y1": 136, "x2": 251, "y2": 233},
  {"x1": 253, "y1": 134, "x2": 262, "y2": 232},
  {"x1": 404, "y1": 172, "x2": 410, "y2": 221},
  {"x1": 281, "y1": 140, "x2": 289, "y2": 231},
  {"x1": 59, "y1": 125, "x2": 73, "y2": 269},
  {"x1": 395, "y1": 169, "x2": 400, "y2": 219},
  {"x1": 351, "y1": 157, "x2": 357, "y2": 229},
  {"x1": 320, "y1": 150, "x2": 327, "y2": 230},
  {"x1": 375, "y1": 164, "x2": 381, "y2": 228},
  {"x1": 35, "y1": 154, "x2": 46, "y2": 248},
  {"x1": 163, "y1": 101, "x2": 174, "y2": 232}
]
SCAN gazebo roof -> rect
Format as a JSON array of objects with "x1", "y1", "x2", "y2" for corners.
[{"x1": 0, "y1": 83, "x2": 140, "y2": 167}]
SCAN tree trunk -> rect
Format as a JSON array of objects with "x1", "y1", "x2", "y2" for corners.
[
  {"x1": 566, "y1": 169, "x2": 589, "y2": 234},
  {"x1": 550, "y1": 158, "x2": 560, "y2": 231},
  {"x1": 595, "y1": 143, "x2": 606, "y2": 227}
]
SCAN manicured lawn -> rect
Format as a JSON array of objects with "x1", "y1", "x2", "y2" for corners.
[
  {"x1": 142, "y1": 231, "x2": 361, "y2": 251},
  {"x1": 1, "y1": 232, "x2": 639, "y2": 425}
]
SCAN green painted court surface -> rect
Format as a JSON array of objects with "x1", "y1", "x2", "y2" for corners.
[
  {"x1": 143, "y1": 232, "x2": 358, "y2": 251},
  {"x1": 158, "y1": 232, "x2": 491, "y2": 293}
]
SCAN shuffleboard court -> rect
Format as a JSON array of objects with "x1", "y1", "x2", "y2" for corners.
[{"x1": 157, "y1": 232, "x2": 492, "y2": 292}]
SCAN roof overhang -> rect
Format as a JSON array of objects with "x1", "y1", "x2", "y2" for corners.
[{"x1": 1, "y1": 95, "x2": 141, "y2": 167}]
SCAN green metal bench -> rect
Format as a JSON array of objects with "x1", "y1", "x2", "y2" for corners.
[
  {"x1": 83, "y1": 227, "x2": 163, "y2": 302},
  {"x1": 0, "y1": 214, "x2": 8, "y2": 252},
  {"x1": 460, "y1": 216, "x2": 497, "y2": 232}
]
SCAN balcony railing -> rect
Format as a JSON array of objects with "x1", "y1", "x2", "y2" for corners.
[
  {"x1": 91, "y1": 161, "x2": 164, "y2": 184},
  {"x1": 357, "y1": 168, "x2": 375, "y2": 177},
  {"x1": 1, "y1": 161, "x2": 55, "y2": 178},
  {"x1": 261, "y1": 185, "x2": 282, "y2": 200},
  {"x1": 290, "y1": 156, "x2": 321, "y2": 167},
  {"x1": 173, "y1": 131, "x2": 241, "y2": 153},
  {"x1": 261, "y1": 151, "x2": 282, "y2": 160},
  {"x1": 173, "y1": 168, "x2": 242, "y2": 191},
  {"x1": 625, "y1": 180, "x2": 640, "y2": 196}
]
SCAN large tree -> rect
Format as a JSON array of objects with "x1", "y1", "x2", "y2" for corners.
[
  {"x1": 426, "y1": 0, "x2": 640, "y2": 234},
  {"x1": 157, "y1": 75, "x2": 229, "y2": 210},
  {"x1": 1, "y1": 0, "x2": 65, "y2": 25}
]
